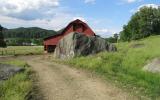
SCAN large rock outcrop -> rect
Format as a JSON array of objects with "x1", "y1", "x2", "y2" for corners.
[{"x1": 54, "y1": 32, "x2": 117, "y2": 59}]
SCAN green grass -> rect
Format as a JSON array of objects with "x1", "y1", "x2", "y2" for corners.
[
  {"x1": 0, "y1": 46, "x2": 43, "y2": 56},
  {"x1": 0, "y1": 60, "x2": 32, "y2": 100},
  {"x1": 67, "y1": 35, "x2": 160, "y2": 99}
]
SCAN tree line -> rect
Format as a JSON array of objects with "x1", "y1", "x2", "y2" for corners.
[
  {"x1": 2, "y1": 27, "x2": 57, "y2": 46},
  {"x1": 120, "y1": 6, "x2": 160, "y2": 41}
]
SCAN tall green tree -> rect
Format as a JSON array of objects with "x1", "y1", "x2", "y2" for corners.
[
  {"x1": 120, "y1": 7, "x2": 160, "y2": 41},
  {"x1": 0, "y1": 25, "x2": 7, "y2": 47},
  {"x1": 113, "y1": 33, "x2": 119, "y2": 43}
]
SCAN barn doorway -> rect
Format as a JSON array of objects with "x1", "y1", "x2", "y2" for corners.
[{"x1": 47, "y1": 45, "x2": 56, "y2": 53}]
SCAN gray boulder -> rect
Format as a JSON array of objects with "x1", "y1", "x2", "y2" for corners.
[
  {"x1": 0, "y1": 64, "x2": 24, "y2": 81},
  {"x1": 143, "y1": 58, "x2": 160, "y2": 73},
  {"x1": 54, "y1": 32, "x2": 117, "y2": 59},
  {"x1": 108, "y1": 44, "x2": 117, "y2": 52}
]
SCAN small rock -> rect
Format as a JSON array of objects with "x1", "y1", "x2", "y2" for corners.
[
  {"x1": 143, "y1": 58, "x2": 160, "y2": 73},
  {"x1": 130, "y1": 43, "x2": 145, "y2": 48}
]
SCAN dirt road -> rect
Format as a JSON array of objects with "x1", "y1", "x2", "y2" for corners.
[{"x1": 21, "y1": 56, "x2": 137, "y2": 100}]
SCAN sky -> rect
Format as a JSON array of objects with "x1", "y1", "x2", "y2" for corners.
[{"x1": 0, "y1": 0, "x2": 159, "y2": 37}]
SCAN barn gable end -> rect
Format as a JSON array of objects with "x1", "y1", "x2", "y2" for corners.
[{"x1": 44, "y1": 19, "x2": 95, "y2": 52}]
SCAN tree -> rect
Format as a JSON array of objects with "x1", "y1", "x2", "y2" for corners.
[
  {"x1": 120, "y1": 25, "x2": 132, "y2": 41},
  {"x1": 113, "y1": 33, "x2": 119, "y2": 43},
  {"x1": 0, "y1": 25, "x2": 7, "y2": 47},
  {"x1": 120, "y1": 7, "x2": 160, "y2": 41},
  {"x1": 105, "y1": 33, "x2": 119, "y2": 43}
]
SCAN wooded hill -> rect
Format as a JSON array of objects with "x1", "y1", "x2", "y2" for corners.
[
  {"x1": 120, "y1": 7, "x2": 160, "y2": 41},
  {"x1": 2, "y1": 27, "x2": 57, "y2": 46}
]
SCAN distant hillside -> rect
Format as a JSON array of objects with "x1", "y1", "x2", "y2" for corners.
[
  {"x1": 2, "y1": 27, "x2": 57, "y2": 46},
  {"x1": 3, "y1": 27, "x2": 57, "y2": 39}
]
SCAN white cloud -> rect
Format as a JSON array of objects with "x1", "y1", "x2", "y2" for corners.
[
  {"x1": 125, "y1": 0, "x2": 141, "y2": 3},
  {"x1": 119, "y1": 0, "x2": 142, "y2": 4},
  {"x1": 84, "y1": 0, "x2": 95, "y2": 4},
  {"x1": 130, "y1": 4, "x2": 160, "y2": 13},
  {"x1": 73, "y1": 17, "x2": 87, "y2": 22},
  {"x1": 0, "y1": 0, "x2": 119, "y2": 38},
  {"x1": 95, "y1": 29, "x2": 117, "y2": 38},
  {"x1": 0, "y1": 13, "x2": 73, "y2": 30},
  {"x1": 0, "y1": 14, "x2": 118, "y2": 38},
  {"x1": 0, "y1": 0, "x2": 88, "y2": 31},
  {"x1": 138, "y1": 4, "x2": 159, "y2": 9},
  {"x1": 0, "y1": 0, "x2": 59, "y2": 15}
]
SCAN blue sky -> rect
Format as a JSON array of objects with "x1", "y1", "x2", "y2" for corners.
[{"x1": 0, "y1": 0, "x2": 159, "y2": 37}]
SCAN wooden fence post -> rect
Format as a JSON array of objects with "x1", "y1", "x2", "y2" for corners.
[
  {"x1": 0, "y1": 50, "x2": 16, "y2": 56},
  {"x1": 2, "y1": 51, "x2": 3, "y2": 55},
  {"x1": 14, "y1": 50, "x2": 15, "y2": 55},
  {"x1": 5, "y1": 50, "x2": 7, "y2": 55}
]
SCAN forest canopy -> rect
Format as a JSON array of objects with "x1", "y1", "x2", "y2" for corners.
[
  {"x1": 120, "y1": 6, "x2": 160, "y2": 41},
  {"x1": 2, "y1": 27, "x2": 57, "y2": 46}
]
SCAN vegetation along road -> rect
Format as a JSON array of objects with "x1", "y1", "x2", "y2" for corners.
[{"x1": 18, "y1": 55, "x2": 136, "y2": 100}]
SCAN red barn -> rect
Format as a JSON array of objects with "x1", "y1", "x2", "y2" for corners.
[{"x1": 44, "y1": 19, "x2": 95, "y2": 52}]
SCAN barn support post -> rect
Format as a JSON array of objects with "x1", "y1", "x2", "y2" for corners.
[
  {"x1": 46, "y1": 45, "x2": 48, "y2": 52},
  {"x1": 44, "y1": 45, "x2": 46, "y2": 51},
  {"x1": 1, "y1": 51, "x2": 3, "y2": 55},
  {"x1": 14, "y1": 50, "x2": 15, "y2": 55},
  {"x1": 5, "y1": 50, "x2": 7, "y2": 55}
]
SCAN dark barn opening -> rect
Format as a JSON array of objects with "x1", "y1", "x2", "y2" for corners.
[{"x1": 47, "y1": 45, "x2": 56, "y2": 53}]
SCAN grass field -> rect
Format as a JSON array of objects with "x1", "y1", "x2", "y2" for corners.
[
  {"x1": 67, "y1": 35, "x2": 160, "y2": 99},
  {"x1": 0, "y1": 46, "x2": 43, "y2": 56},
  {"x1": 0, "y1": 60, "x2": 32, "y2": 100}
]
